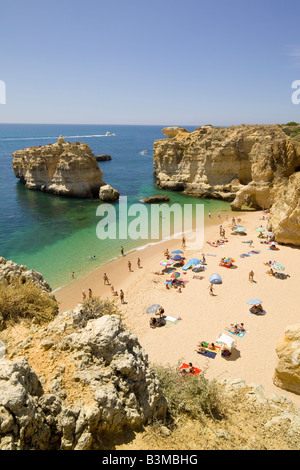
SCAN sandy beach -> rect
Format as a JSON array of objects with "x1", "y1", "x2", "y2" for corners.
[{"x1": 55, "y1": 209, "x2": 300, "y2": 406}]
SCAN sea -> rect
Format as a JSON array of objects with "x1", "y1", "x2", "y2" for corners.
[{"x1": 0, "y1": 124, "x2": 230, "y2": 289}]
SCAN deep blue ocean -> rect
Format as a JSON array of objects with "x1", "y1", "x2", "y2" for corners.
[{"x1": 0, "y1": 124, "x2": 230, "y2": 289}]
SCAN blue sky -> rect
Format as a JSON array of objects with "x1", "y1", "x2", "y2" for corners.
[{"x1": 0, "y1": 0, "x2": 300, "y2": 125}]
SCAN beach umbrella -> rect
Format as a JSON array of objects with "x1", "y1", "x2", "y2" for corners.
[
  {"x1": 169, "y1": 271, "x2": 181, "y2": 279},
  {"x1": 247, "y1": 298, "x2": 263, "y2": 305},
  {"x1": 256, "y1": 227, "x2": 265, "y2": 232},
  {"x1": 160, "y1": 259, "x2": 174, "y2": 266},
  {"x1": 171, "y1": 250, "x2": 183, "y2": 254},
  {"x1": 146, "y1": 304, "x2": 161, "y2": 314},
  {"x1": 234, "y1": 225, "x2": 246, "y2": 232},
  {"x1": 188, "y1": 258, "x2": 201, "y2": 265},
  {"x1": 269, "y1": 241, "x2": 278, "y2": 245},
  {"x1": 224, "y1": 257, "x2": 235, "y2": 263},
  {"x1": 216, "y1": 333, "x2": 236, "y2": 350},
  {"x1": 171, "y1": 255, "x2": 182, "y2": 261},
  {"x1": 266, "y1": 231, "x2": 275, "y2": 237},
  {"x1": 192, "y1": 265, "x2": 206, "y2": 272},
  {"x1": 209, "y1": 273, "x2": 222, "y2": 284},
  {"x1": 272, "y1": 262, "x2": 284, "y2": 271}
]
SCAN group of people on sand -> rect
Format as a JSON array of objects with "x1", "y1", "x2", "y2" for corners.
[
  {"x1": 229, "y1": 323, "x2": 246, "y2": 334},
  {"x1": 150, "y1": 306, "x2": 165, "y2": 328},
  {"x1": 250, "y1": 304, "x2": 263, "y2": 314},
  {"x1": 82, "y1": 288, "x2": 93, "y2": 300},
  {"x1": 195, "y1": 341, "x2": 216, "y2": 354}
]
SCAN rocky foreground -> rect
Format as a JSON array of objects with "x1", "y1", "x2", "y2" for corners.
[
  {"x1": 0, "y1": 259, "x2": 300, "y2": 450},
  {"x1": 153, "y1": 124, "x2": 300, "y2": 245}
]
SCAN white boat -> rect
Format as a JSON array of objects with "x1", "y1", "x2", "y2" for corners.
[
  {"x1": 105, "y1": 132, "x2": 116, "y2": 136},
  {"x1": 140, "y1": 149, "x2": 148, "y2": 154}
]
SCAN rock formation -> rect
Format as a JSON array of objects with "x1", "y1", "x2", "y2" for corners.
[
  {"x1": 140, "y1": 195, "x2": 170, "y2": 203},
  {"x1": 96, "y1": 154, "x2": 112, "y2": 161},
  {"x1": 0, "y1": 256, "x2": 52, "y2": 293},
  {"x1": 12, "y1": 136, "x2": 104, "y2": 198},
  {"x1": 99, "y1": 184, "x2": 120, "y2": 201},
  {"x1": 0, "y1": 303, "x2": 167, "y2": 450},
  {"x1": 273, "y1": 324, "x2": 300, "y2": 395},
  {"x1": 153, "y1": 124, "x2": 300, "y2": 245},
  {"x1": 267, "y1": 173, "x2": 300, "y2": 246}
]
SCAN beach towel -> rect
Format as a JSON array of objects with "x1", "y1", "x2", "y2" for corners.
[
  {"x1": 197, "y1": 345, "x2": 221, "y2": 359},
  {"x1": 228, "y1": 330, "x2": 246, "y2": 337},
  {"x1": 179, "y1": 363, "x2": 201, "y2": 375}
]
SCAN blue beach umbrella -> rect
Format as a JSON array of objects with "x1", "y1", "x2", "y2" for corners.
[
  {"x1": 146, "y1": 304, "x2": 161, "y2": 314},
  {"x1": 256, "y1": 227, "x2": 265, "y2": 232},
  {"x1": 247, "y1": 299, "x2": 263, "y2": 305},
  {"x1": 209, "y1": 273, "x2": 222, "y2": 284},
  {"x1": 234, "y1": 225, "x2": 246, "y2": 232},
  {"x1": 188, "y1": 258, "x2": 201, "y2": 265},
  {"x1": 171, "y1": 250, "x2": 183, "y2": 254},
  {"x1": 171, "y1": 255, "x2": 182, "y2": 261}
]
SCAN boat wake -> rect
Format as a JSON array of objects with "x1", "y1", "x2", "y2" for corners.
[{"x1": 0, "y1": 134, "x2": 113, "y2": 142}]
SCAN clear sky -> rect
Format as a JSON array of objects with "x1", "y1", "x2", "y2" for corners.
[{"x1": 0, "y1": 0, "x2": 300, "y2": 126}]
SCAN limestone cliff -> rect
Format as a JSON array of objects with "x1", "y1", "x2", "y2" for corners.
[
  {"x1": 273, "y1": 324, "x2": 300, "y2": 395},
  {"x1": 153, "y1": 125, "x2": 300, "y2": 208},
  {"x1": 12, "y1": 136, "x2": 104, "y2": 198},
  {"x1": 153, "y1": 124, "x2": 300, "y2": 245}
]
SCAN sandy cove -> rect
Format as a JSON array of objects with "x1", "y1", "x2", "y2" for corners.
[{"x1": 55, "y1": 209, "x2": 300, "y2": 406}]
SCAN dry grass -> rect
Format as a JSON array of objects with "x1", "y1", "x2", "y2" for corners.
[{"x1": 0, "y1": 280, "x2": 58, "y2": 326}]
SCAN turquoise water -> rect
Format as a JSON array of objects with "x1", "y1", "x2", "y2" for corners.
[{"x1": 0, "y1": 124, "x2": 230, "y2": 289}]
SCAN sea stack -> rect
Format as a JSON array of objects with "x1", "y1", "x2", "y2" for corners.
[{"x1": 12, "y1": 136, "x2": 104, "y2": 198}]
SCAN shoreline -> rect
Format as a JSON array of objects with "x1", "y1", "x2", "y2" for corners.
[{"x1": 55, "y1": 208, "x2": 300, "y2": 407}]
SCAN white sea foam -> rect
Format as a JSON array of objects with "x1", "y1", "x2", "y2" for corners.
[{"x1": 0, "y1": 134, "x2": 110, "y2": 142}]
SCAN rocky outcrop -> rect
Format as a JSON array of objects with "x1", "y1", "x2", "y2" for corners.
[
  {"x1": 0, "y1": 257, "x2": 52, "y2": 293},
  {"x1": 0, "y1": 304, "x2": 167, "y2": 449},
  {"x1": 273, "y1": 324, "x2": 300, "y2": 395},
  {"x1": 140, "y1": 195, "x2": 170, "y2": 203},
  {"x1": 153, "y1": 124, "x2": 300, "y2": 209},
  {"x1": 267, "y1": 173, "x2": 300, "y2": 246},
  {"x1": 12, "y1": 136, "x2": 104, "y2": 198},
  {"x1": 99, "y1": 184, "x2": 120, "y2": 201},
  {"x1": 96, "y1": 154, "x2": 112, "y2": 161}
]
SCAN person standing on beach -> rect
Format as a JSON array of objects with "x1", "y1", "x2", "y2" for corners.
[
  {"x1": 103, "y1": 273, "x2": 109, "y2": 285},
  {"x1": 71, "y1": 272, "x2": 75, "y2": 278},
  {"x1": 120, "y1": 289, "x2": 124, "y2": 304},
  {"x1": 249, "y1": 270, "x2": 254, "y2": 282},
  {"x1": 208, "y1": 212, "x2": 211, "y2": 218},
  {"x1": 128, "y1": 261, "x2": 132, "y2": 272},
  {"x1": 121, "y1": 246, "x2": 124, "y2": 256},
  {"x1": 209, "y1": 284, "x2": 214, "y2": 296},
  {"x1": 137, "y1": 258, "x2": 141, "y2": 268},
  {"x1": 182, "y1": 236, "x2": 186, "y2": 248},
  {"x1": 82, "y1": 290, "x2": 86, "y2": 300},
  {"x1": 89, "y1": 288, "x2": 93, "y2": 298}
]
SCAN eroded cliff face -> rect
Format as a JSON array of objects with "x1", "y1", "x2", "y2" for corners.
[
  {"x1": 153, "y1": 124, "x2": 300, "y2": 208},
  {"x1": 12, "y1": 136, "x2": 104, "y2": 198},
  {"x1": 267, "y1": 173, "x2": 300, "y2": 246},
  {"x1": 153, "y1": 124, "x2": 300, "y2": 245}
]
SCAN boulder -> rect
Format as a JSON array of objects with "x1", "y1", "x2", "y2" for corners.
[
  {"x1": 99, "y1": 184, "x2": 120, "y2": 201},
  {"x1": 140, "y1": 195, "x2": 170, "y2": 203},
  {"x1": 273, "y1": 324, "x2": 300, "y2": 394}
]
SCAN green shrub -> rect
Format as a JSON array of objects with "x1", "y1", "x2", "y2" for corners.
[
  {"x1": 0, "y1": 280, "x2": 58, "y2": 325},
  {"x1": 80, "y1": 296, "x2": 121, "y2": 318},
  {"x1": 154, "y1": 363, "x2": 224, "y2": 420}
]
